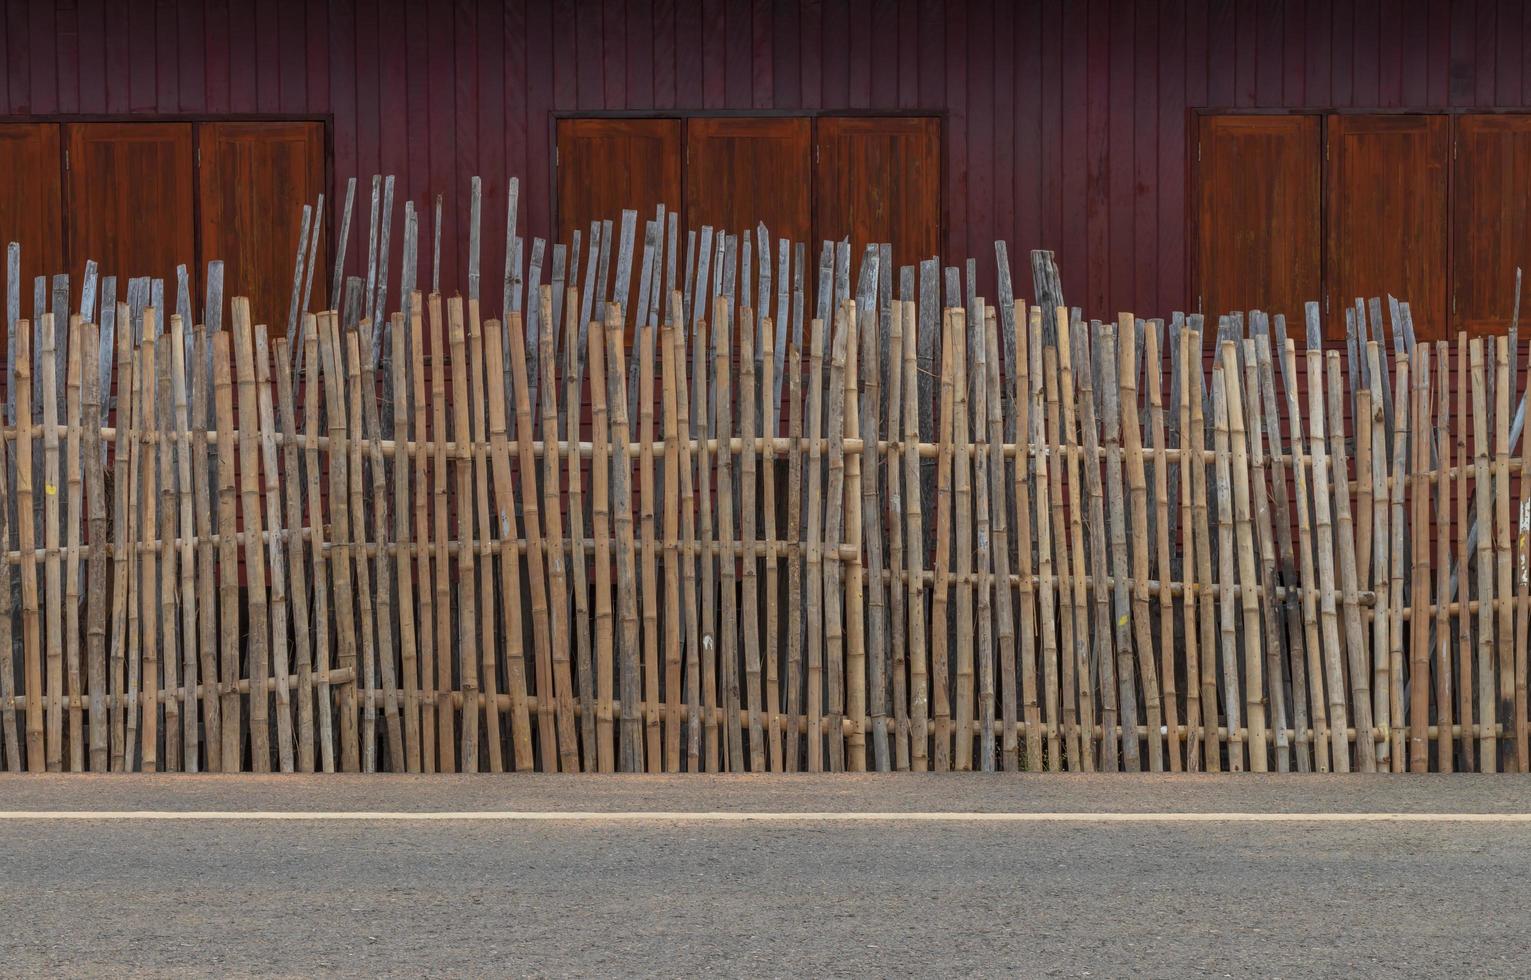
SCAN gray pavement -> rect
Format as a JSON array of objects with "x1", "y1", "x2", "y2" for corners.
[{"x1": 1, "y1": 775, "x2": 1529, "y2": 977}]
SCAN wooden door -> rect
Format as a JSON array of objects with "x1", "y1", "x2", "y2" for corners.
[
  {"x1": 65, "y1": 122, "x2": 196, "y2": 299},
  {"x1": 1452, "y1": 114, "x2": 1531, "y2": 337},
  {"x1": 198, "y1": 121, "x2": 327, "y2": 333},
  {"x1": 1326, "y1": 114, "x2": 1450, "y2": 340},
  {"x1": 0, "y1": 123, "x2": 64, "y2": 347},
  {"x1": 814, "y1": 116, "x2": 941, "y2": 273},
  {"x1": 556, "y1": 118, "x2": 682, "y2": 268},
  {"x1": 1193, "y1": 115, "x2": 1322, "y2": 325},
  {"x1": 685, "y1": 117, "x2": 812, "y2": 260}
]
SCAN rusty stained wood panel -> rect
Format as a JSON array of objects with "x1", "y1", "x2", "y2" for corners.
[
  {"x1": 555, "y1": 117, "x2": 682, "y2": 262},
  {"x1": 65, "y1": 122, "x2": 196, "y2": 293},
  {"x1": 1452, "y1": 113, "x2": 1531, "y2": 337},
  {"x1": 813, "y1": 116, "x2": 941, "y2": 273},
  {"x1": 684, "y1": 116, "x2": 812, "y2": 249},
  {"x1": 1193, "y1": 114, "x2": 1321, "y2": 328},
  {"x1": 0, "y1": 122, "x2": 63, "y2": 350},
  {"x1": 197, "y1": 121, "x2": 327, "y2": 333},
  {"x1": 1326, "y1": 114, "x2": 1450, "y2": 340}
]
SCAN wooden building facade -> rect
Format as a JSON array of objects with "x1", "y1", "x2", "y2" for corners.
[{"x1": 2, "y1": 0, "x2": 1531, "y2": 335}]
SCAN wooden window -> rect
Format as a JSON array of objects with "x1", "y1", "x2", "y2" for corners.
[
  {"x1": 1193, "y1": 115, "x2": 1321, "y2": 327},
  {"x1": 1326, "y1": 114, "x2": 1450, "y2": 340},
  {"x1": 64, "y1": 122, "x2": 196, "y2": 296},
  {"x1": 1452, "y1": 114, "x2": 1531, "y2": 337},
  {"x1": 197, "y1": 121, "x2": 326, "y2": 334},
  {"x1": 814, "y1": 116, "x2": 941, "y2": 272},
  {"x1": 0, "y1": 123, "x2": 64, "y2": 344},
  {"x1": 556, "y1": 118, "x2": 683, "y2": 266},
  {"x1": 685, "y1": 117, "x2": 812, "y2": 254}
]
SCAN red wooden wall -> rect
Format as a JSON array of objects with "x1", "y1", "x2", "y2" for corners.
[{"x1": 3, "y1": 0, "x2": 1531, "y2": 321}]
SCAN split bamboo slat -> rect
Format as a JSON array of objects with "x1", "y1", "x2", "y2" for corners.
[{"x1": 2, "y1": 189, "x2": 1524, "y2": 775}]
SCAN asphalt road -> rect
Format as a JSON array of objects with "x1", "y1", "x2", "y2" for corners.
[{"x1": 2, "y1": 775, "x2": 1530, "y2": 978}]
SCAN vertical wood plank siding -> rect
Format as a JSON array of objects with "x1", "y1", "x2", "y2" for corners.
[{"x1": 3, "y1": 0, "x2": 1531, "y2": 318}]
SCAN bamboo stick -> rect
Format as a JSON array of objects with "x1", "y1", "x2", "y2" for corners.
[
  {"x1": 254, "y1": 329, "x2": 295, "y2": 773},
  {"x1": 1124, "y1": 320, "x2": 1165, "y2": 771},
  {"x1": 671, "y1": 309, "x2": 703, "y2": 772},
  {"x1": 1077, "y1": 318, "x2": 1116, "y2": 772},
  {"x1": 1411, "y1": 344, "x2": 1433, "y2": 772},
  {"x1": 320, "y1": 310, "x2": 361, "y2": 772},
  {"x1": 1053, "y1": 318, "x2": 1090, "y2": 768},
  {"x1": 1436, "y1": 342, "x2": 1454, "y2": 771},
  {"x1": 760, "y1": 311, "x2": 783, "y2": 771},
  {"x1": 273, "y1": 334, "x2": 314, "y2": 772},
  {"x1": 586, "y1": 311, "x2": 617, "y2": 771},
  {"x1": 563, "y1": 289, "x2": 597, "y2": 772},
  {"x1": 428, "y1": 296, "x2": 456, "y2": 770},
  {"x1": 738, "y1": 309, "x2": 764, "y2": 771},
  {"x1": 641, "y1": 315, "x2": 666, "y2": 771},
  {"x1": 81, "y1": 320, "x2": 108, "y2": 771},
  {"x1": 804, "y1": 311, "x2": 825, "y2": 772},
  {"x1": 1212, "y1": 358, "x2": 1239, "y2": 773},
  {"x1": 696, "y1": 307, "x2": 719, "y2": 773},
  {"x1": 42, "y1": 313, "x2": 63, "y2": 770},
  {"x1": 607, "y1": 303, "x2": 645, "y2": 771},
  {"x1": 359, "y1": 325, "x2": 405, "y2": 770},
  {"x1": 410, "y1": 295, "x2": 437, "y2": 772},
  {"x1": 1099, "y1": 319, "x2": 1137, "y2": 771},
  {"x1": 1282, "y1": 339, "x2": 1329, "y2": 773},
  {"x1": 484, "y1": 315, "x2": 534, "y2": 769},
  {"x1": 714, "y1": 298, "x2": 746, "y2": 772},
  {"x1": 901, "y1": 302, "x2": 930, "y2": 771},
  {"x1": 1457, "y1": 332, "x2": 1475, "y2": 770},
  {"x1": 952, "y1": 305, "x2": 976, "y2": 771},
  {"x1": 929, "y1": 308, "x2": 957, "y2": 771},
  {"x1": 447, "y1": 300, "x2": 481, "y2": 772},
  {"x1": 662, "y1": 295, "x2": 686, "y2": 772},
  {"x1": 304, "y1": 318, "x2": 336, "y2": 773},
  {"x1": 983, "y1": 306, "x2": 1012, "y2": 773},
  {"x1": 170, "y1": 316, "x2": 202, "y2": 771},
  {"x1": 1147, "y1": 325, "x2": 1178, "y2": 769},
  {"x1": 154, "y1": 318, "x2": 179, "y2": 773},
  {"x1": 1494, "y1": 337, "x2": 1514, "y2": 772},
  {"x1": 15, "y1": 321, "x2": 41, "y2": 771},
  {"x1": 1471, "y1": 338, "x2": 1495, "y2": 769},
  {"x1": 844, "y1": 299, "x2": 868, "y2": 774},
  {"x1": 137, "y1": 325, "x2": 159, "y2": 773},
  {"x1": 888, "y1": 300, "x2": 911, "y2": 771},
  {"x1": 64, "y1": 315, "x2": 83, "y2": 769},
  {"x1": 1177, "y1": 327, "x2": 1203, "y2": 772},
  {"x1": 535, "y1": 287, "x2": 580, "y2": 772},
  {"x1": 1308, "y1": 349, "x2": 1351, "y2": 772}
]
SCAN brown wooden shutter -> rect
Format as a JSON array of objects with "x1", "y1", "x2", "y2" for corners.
[
  {"x1": 556, "y1": 118, "x2": 682, "y2": 272},
  {"x1": 197, "y1": 121, "x2": 326, "y2": 334},
  {"x1": 814, "y1": 116, "x2": 941, "y2": 272},
  {"x1": 685, "y1": 117, "x2": 812, "y2": 255},
  {"x1": 1452, "y1": 114, "x2": 1531, "y2": 337},
  {"x1": 0, "y1": 123, "x2": 64, "y2": 347},
  {"x1": 1193, "y1": 115, "x2": 1321, "y2": 326},
  {"x1": 65, "y1": 122, "x2": 196, "y2": 295},
  {"x1": 1326, "y1": 114, "x2": 1450, "y2": 341}
]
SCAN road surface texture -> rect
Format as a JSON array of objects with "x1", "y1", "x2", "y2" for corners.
[{"x1": 2, "y1": 775, "x2": 1529, "y2": 978}]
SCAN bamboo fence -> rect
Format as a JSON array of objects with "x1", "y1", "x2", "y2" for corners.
[{"x1": 1, "y1": 181, "x2": 1528, "y2": 775}]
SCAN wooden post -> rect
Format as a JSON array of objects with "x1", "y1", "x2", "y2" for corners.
[
  {"x1": 274, "y1": 335, "x2": 315, "y2": 772},
  {"x1": 1123, "y1": 319, "x2": 1166, "y2": 771},
  {"x1": 304, "y1": 319, "x2": 337, "y2": 772},
  {"x1": 585, "y1": 311, "x2": 617, "y2": 771},
  {"x1": 606, "y1": 303, "x2": 645, "y2": 770},
  {"x1": 535, "y1": 287, "x2": 580, "y2": 772},
  {"x1": 448, "y1": 300, "x2": 482, "y2": 772},
  {"x1": 253, "y1": 330, "x2": 295, "y2": 773},
  {"x1": 484, "y1": 314, "x2": 535, "y2": 769},
  {"x1": 713, "y1": 298, "x2": 746, "y2": 771},
  {"x1": 320, "y1": 310, "x2": 361, "y2": 772},
  {"x1": 738, "y1": 310, "x2": 764, "y2": 771},
  {"x1": 1308, "y1": 349, "x2": 1351, "y2": 772}
]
